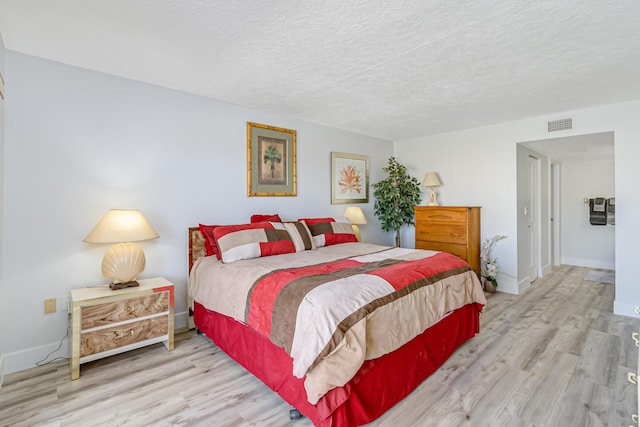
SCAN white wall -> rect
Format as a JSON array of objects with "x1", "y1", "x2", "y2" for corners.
[
  {"x1": 1, "y1": 52, "x2": 394, "y2": 374},
  {"x1": 0, "y1": 32, "x2": 5, "y2": 386},
  {"x1": 394, "y1": 100, "x2": 640, "y2": 317},
  {"x1": 560, "y1": 158, "x2": 615, "y2": 269}
]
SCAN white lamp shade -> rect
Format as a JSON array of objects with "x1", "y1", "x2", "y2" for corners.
[
  {"x1": 422, "y1": 172, "x2": 442, "y2": 188},
  {"x1": 84, "y1": 209, "x2": 159, "y2": 243},
  {"x1": 343, "y1": 206, "x2": 367, "y2": 225}
]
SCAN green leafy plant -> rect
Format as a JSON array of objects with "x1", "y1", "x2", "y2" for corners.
[
  {"x1": 372, "y1": 157, "x2": 422, "y2": 247},
  {"x1": 263, "y1": 145, "x2": 282, "y2": 178}
]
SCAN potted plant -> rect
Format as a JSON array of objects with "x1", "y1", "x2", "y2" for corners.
[
  {"x1": 372, "y1": 157, "x2": 422, "y2": 247},
  {"x1": 481, "y1": 235, "x2": 507, "y2": 292}
]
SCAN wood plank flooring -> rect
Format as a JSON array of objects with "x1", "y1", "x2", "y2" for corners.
[{"x1": 1, "y1": 265, "x2": 638, "y2": 426}]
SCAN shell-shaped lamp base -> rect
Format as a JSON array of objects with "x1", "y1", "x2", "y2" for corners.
[{"x1": 101, "y1": 242, "x2": 146, "y2": 284}]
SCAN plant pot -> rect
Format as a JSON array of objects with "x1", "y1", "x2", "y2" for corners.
[{"x1": 484, "y1": 279, "x2": 497, "y2": 293}]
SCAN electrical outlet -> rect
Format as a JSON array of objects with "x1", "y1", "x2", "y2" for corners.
[
  {"x1": 59, "y1": 296, "x2": 70, "y2": 312},
  {"x1": 44, "y1": 298, "x2": 57, "y2": 314}
]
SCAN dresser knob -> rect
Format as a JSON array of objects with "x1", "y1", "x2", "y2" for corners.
[
  {"x1": 632, "y1": 413, "x2": 638, "y2": 424},
  {"x1": 126, "y1": 306, "x2": 135, "y2": 314},
  {"x1": 628, "y1": 372, "x2": 637, "y2": 384},
  {"x1": 633, "y1": 332, "x2": 640, "y2": 347}
]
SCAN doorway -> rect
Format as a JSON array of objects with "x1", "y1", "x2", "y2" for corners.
[{"x1": 518, "y1": 131, "x2": 615, "y2": 290}]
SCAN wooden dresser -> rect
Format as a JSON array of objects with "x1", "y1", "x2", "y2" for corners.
[
  {"x1": 70, "y1": 277, "x2": 174, "y2": 379},
  {"x1": 414, "y1": 206, "x2": 481, "y2": 277}
]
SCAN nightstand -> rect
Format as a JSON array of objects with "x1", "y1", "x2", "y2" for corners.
[{"x1": 70, "y1": 277, "x2": 174, "y2": 380}]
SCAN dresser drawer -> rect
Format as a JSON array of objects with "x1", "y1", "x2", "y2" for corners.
[
  {"x1": 416, "y1": 240, "x2": 467, "y2": 260},
  {"x1": 80, "y1": 317, "x2": 168, "y2": 357},
  {"x1": 415, "y1": 223, "x2": 467, "y2": 244},
  {"x1": 81, "y1": 291, "x2": 169, "y2": 329},
  {"x1": 415, "y1": 207, "x2": 468, "y2": 223}
]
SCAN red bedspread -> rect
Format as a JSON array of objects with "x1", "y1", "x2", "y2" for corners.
[
  {"x1": 190, "y1": 243, "x2": 486, "y2": 404},
  {"x1": 194, "y1": 301, "x2": 483, "y2": 426}
]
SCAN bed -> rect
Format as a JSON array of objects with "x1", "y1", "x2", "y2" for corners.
[{"x1": 187, "y1": 218, "x2": 486, "y2": 426}]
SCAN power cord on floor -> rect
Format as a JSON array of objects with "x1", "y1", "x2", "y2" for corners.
[{"x1": 35, "y1": 325, "x2": 70, "y2": 366}]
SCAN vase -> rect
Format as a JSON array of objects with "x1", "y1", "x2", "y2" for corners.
[{"x1": 484, "y1": 279, "x2": 497, "y2": 293}]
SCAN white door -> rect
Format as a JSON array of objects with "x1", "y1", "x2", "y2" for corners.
[
  {"x1": 527, "y1": 155, "x2": 539, "y2": 282},
  {"x1": 550, "y1": 162, "x2": 561, "y2": 266}
]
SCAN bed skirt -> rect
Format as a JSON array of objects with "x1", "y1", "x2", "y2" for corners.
[{"x1": 194, "y1": 301, "x2": 482, "y2": 426}]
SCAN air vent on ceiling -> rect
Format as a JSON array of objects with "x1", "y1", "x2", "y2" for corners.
[{"x1": 547, "y1": 118, "x2": 573, "y2": 132}]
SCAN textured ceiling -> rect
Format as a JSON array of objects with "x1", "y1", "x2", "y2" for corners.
[{"x1": 0, "y1": 1, "x2": 639, "y2": 141}]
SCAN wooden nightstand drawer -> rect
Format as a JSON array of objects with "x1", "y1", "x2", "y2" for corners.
[
  {"x1": 415, "y1": 207, "x2": 468, "y2": 223},
  {"x1": 80, "y1": 317, "x2": 168, "y2": 357},
  {"x1": 415, "y1": 223, "x2": 467, "y2": 244},
  {"x1": 81, "y1": 292, "x2": 169, "y2": 329},
  {"x1": 416, "y1": 240, "x2": 467, "y2": 259}
]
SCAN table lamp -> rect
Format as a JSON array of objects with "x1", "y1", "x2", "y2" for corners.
[
  {"x1": 84, "y1": 209, "x2": 159, "y2": 290},
  {"x1": 343, "y1": 206, "x2": 367, "y2": 242},
  {"x1": 422, "y1": 172, "x2": 442, "y2": 206}
]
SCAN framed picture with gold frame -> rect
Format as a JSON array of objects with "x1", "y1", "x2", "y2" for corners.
[
  {"x1": 247, "y1": 122, "x2": 297, "y2": 197},
  {"x1": 331, "y1": 152, "x2": 369, "y2": 204}
]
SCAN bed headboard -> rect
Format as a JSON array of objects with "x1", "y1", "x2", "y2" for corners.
[
  {"x1": 188, "y1": 227, "x2": 206, "y2": 273},
  {"x1": 187, "y1": 227, "x2": 206, "y2": 329}
]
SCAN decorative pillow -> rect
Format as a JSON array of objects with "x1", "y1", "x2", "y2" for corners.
[
  {"x1": 283, "y1": 221, "x2": 316, "y2": 252},
  {"x1": 250, "y1": 213, "x2": 282, "y2": 223},
  {"x1": 198, "y1": 223, "x2": 222, "y2": 259},
  {"x1": 213, "y1": 222, "x2": 296, "y2": 263},
  {"x1": 298, "y1": 217, "x2": 357, "y2": 248}
]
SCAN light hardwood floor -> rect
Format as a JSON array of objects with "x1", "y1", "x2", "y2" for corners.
[{"x1": 1, "y1": 265, "x2": 638, "y2": 426}]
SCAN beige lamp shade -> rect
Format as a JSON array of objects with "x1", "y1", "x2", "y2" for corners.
[
  {"x1": 422, "y1": 172, "x2": 442, "y2": 206},
  {"x1": 343, "y1": 206, "x2": 367, "y2": 225},
  {"x1": 422, "y1": 172, "x2": 442, "y2": 188},
  {"x1": 343, "y1": 206, "x2": 367, "y2": 242},
  {"x1": 84, "y1": 209, "x2": 159, "y2": 288}
]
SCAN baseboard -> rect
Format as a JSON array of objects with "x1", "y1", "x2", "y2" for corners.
[
  {"x1": 3, "y1": 339, "x2": 71, "y2": 375},
  {"x1": 561, "y1": 257, "x2": 615, "y2": 270},
  {"x1": 541, "y1": 262, "x2": 553, "y2": 277},
  {"x1": 0, "y1": 355, "x2": 5, "y2": 390},
  {"x1": 614, "y1": 301, "x2": 640, "y2": 319},
  {"x1": 3, "y1": 310, "x2": 189, "y2": 375},
  {"x1": 494, "y1": 274, "x2": 522, "y2": 295},
  {"x1": 174, "y1": 310, "x2": 188, "y2": 332}
]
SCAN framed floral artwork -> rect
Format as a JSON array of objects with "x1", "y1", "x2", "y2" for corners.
[
  {"x1": 331, "y1": 152, "x2": 369, "y2": 204},
  {"x1": 247, "y1": 122, "x2": 297, "y2": 196}
]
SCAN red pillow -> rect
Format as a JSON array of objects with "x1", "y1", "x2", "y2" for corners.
[
  {"x1": 198, "y1": 224, "x2": 222, "y2": 259},
  {"x1": 250, "y1": 214, "x2": 282, "y2": 223},
  {"x1": 213, "y1": 222, "x2": 295, "y2": 263}
]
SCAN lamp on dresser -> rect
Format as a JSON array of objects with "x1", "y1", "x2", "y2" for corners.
[
  {"x1": 343, "y1": 206, "x2": 367, "y2": 242},
  {"x1": 84, "y1": 209, "x2": 159, "y2": 290},
  {"x1": 422, "y1": 172, "x2": 442, "y2": 206}
]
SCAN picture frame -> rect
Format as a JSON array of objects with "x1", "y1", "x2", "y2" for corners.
[
  {"x1": 331, "y1": 152, "x2": 369, "y2": 204},
  {"x1": 247, "y1": 122, "x2": 297, "y2": 197}
]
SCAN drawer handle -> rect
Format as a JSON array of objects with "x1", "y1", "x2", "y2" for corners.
[
  {"x1": 635, "y1": 307, "x2": 640, "y2": 314},
  {"x1": 632, "y1": 414, "x2": 638, "y2": 424},
  {"x1": 628, "y1": 372, "x2": 637, "y2": 384},
  {"x1": 115, "y1": 329, "x2": 135, "y2": 339},
  {"x1": 633, "y1": 332, "x2": 640, "y2": 347}
]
